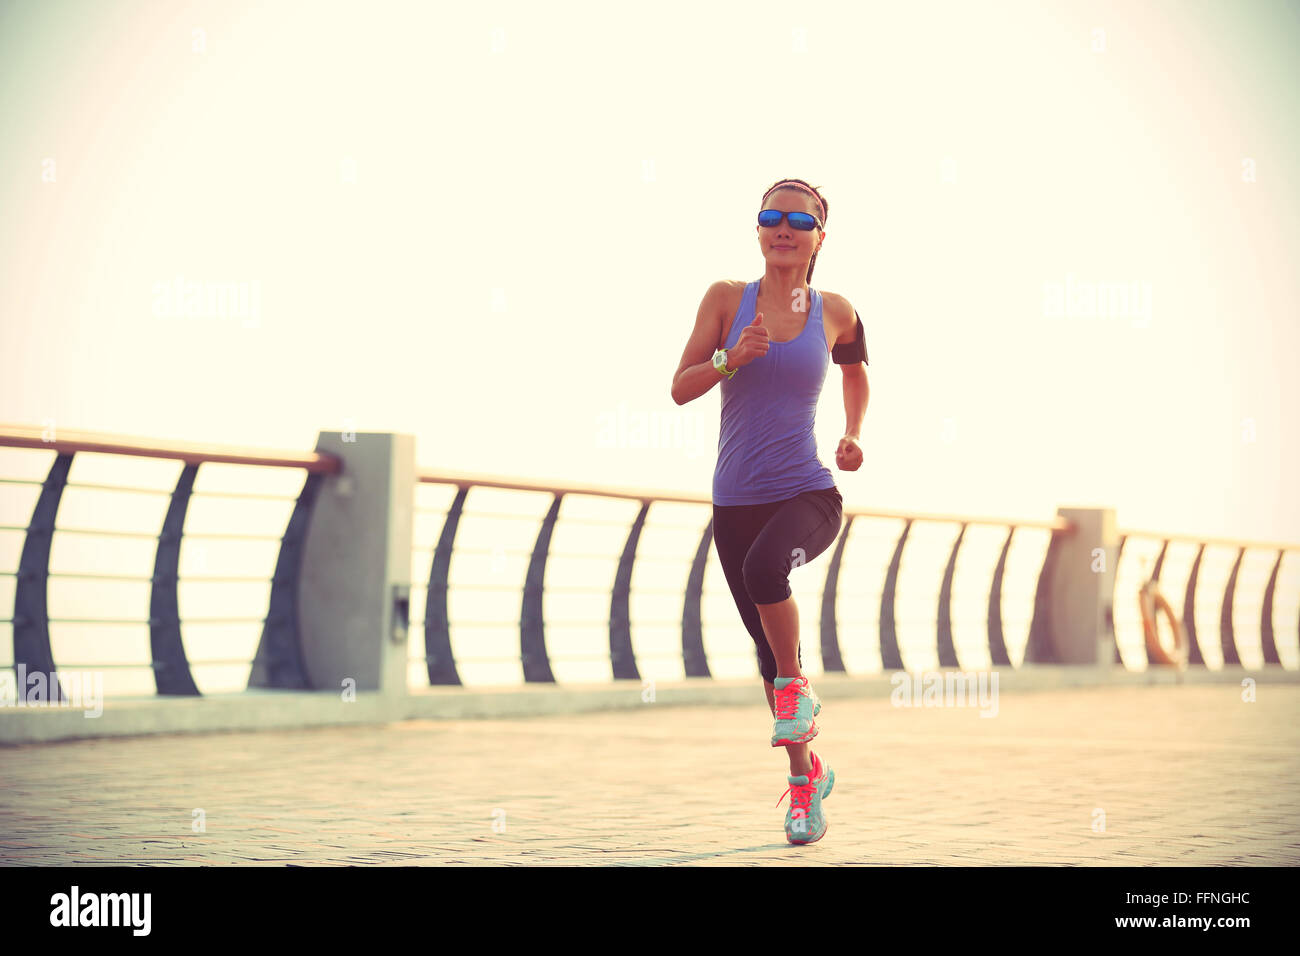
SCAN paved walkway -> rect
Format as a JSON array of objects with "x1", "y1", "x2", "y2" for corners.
[{"x1": 2, "y1": 684, "x2": 1297, "y2": 866}]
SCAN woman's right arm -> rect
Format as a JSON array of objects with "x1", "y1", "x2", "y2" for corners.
[{"x1": 671, "y1": 281, "x2": 729, "y2": 405}]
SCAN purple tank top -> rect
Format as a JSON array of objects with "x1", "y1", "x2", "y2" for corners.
[{"x1": 712, "y1": 279, "x2": 836, "y2": 506}]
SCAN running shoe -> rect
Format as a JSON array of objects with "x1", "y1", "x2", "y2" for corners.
[
  {"x1": 776, "y1": 749, "x2": 835, "y2": 844},
  {"x1": 771, "y1": 676, "x2": 821, "y2": 747}
]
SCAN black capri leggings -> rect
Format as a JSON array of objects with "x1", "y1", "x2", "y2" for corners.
[{"x1": 711, "y1": 485, "x2": 844, "y2": 683}]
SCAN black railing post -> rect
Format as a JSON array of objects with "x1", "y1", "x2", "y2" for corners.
[
  {"x1": 1220, "y1": 546, "x2": 1245, "y2": 666},
  {"x1": 150, "y1": 463, "x2": 202, "y2": 695},
  {"x1": 879, "y1": 519, "x2": 911, "y2": 671},
  {"x1": 818, "y1": 516, "x2": 852, "y2": 673},
  {"x1": 936, "y1": 523, "x2": 966, "y2": 668},
  {"x1": 520, "y1": 494, "x2": 560, "y2": 682},
  {"x1": 425, "y1": 485, "x2": 468, "y2": 686},
  {"x1": 987, "y1": 527, "x2": 1014, "y2": 666},
  {"x1": 248, "y1": 471, "x2": 322, "y2": 690},
  {"x1": 609, "y1": 501, "x2": 649, "y2": 681},
  {"x1": 13, "y1": 452, "x2": 72, "y2": 704},
  {"x1": 681, "y1": 519, "x2": 712, "y2": 678},
  {"x1": 1183, "y1": 545, "x2": 1206, "y2": 665},
  {"x1": 1261, "y1": 549, "x2": 1284, "y2": 665},
  {"x1": 1025, "y1": 530, "x2": 1063, "y2": 664}
]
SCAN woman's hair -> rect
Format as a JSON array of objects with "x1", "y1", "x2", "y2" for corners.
[{"x1": 761, "y1": 178, "x2": 828, "y2": 285}]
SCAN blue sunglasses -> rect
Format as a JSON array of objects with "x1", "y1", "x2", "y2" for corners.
[{"x1": 758, "y1": 209, "x2": 822, "y2": 231}]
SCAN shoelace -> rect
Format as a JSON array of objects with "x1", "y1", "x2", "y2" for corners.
[
  {"x1": 775, "y1": 777, "x2": 817, "y2": 813},
  {"x1": 774, "y1": 682, "x2": 804, "y2": 720}
]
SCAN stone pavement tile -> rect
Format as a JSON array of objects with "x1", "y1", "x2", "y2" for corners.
[{"x1": 1, "y1": 685, "x2": 1297, "y2": 866}]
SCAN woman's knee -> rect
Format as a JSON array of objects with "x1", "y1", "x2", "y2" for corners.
[{"x1": 742, "y1": 549, "x2": 793, "y2": 605}]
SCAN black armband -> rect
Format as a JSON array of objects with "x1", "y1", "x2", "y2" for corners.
[{"x1": 831, "y1": 310, "x2": 868, "y2": 365}]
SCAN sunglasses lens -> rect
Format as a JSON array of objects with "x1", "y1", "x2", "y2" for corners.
[{"x1": 759, "y1": 210, "x2": 817, "y2": 230}]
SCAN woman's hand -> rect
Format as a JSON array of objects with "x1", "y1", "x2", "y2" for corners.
[
  {"x1": 835, "y1": 435, "x2": 862, "y2": 471},
  {"x1": 727, "y1": 313, "x2": 769, "y2": 368}
]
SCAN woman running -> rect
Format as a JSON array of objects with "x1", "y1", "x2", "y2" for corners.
[{"x1": 670, "y1": 177, "x2": 869, "y2": 845}]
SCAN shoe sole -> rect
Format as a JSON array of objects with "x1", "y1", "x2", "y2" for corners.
[
  {"x1": 772, "y1": 725, "x2": 818, "y2": 747},
  {"x1": 788, "y1": 820, "x2": 828, "y2": 845}
]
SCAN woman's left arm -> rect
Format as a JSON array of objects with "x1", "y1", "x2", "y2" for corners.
[
  {"x1": 828, "y1": 295, "x2": 868, "y2": 471},
  {"x1": 836, "y1": 365, "x2": 868, "y2": 470}
]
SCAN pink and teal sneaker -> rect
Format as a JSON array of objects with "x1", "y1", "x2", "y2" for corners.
[
  {"x1": 771, "y1": 676, "x2": 822, "y2": 747},
  {"x1": 776, "y1": 750, "x2": 835, "y2": 844}
]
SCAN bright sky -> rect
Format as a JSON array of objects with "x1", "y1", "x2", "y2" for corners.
[{"x1": 2, "y1": 0, "x2": 1297, "y2": 548}]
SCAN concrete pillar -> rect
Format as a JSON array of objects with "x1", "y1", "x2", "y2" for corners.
[
  {"x1": 297, "y1": 431, "x2": 414, "y2": 705},
  {"x1": 1048, "y1": 507, "x2": 1119, "y2": 665}
]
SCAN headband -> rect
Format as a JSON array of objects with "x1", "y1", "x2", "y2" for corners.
[{"x1": 763, "y1": 180, "x2": 826, "y2": 223}]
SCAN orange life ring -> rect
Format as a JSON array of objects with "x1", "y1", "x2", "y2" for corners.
[{"x1": 1139, "y1": 581, "x2": 1187, "y2": 668}]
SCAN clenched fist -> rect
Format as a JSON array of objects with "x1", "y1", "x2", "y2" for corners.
[
  {"x1": 835, "y1": 435, "x2": 863, "y2": 471},
  {"x1": 726, "y1": 313, "x2": 770, "y2": 369}
]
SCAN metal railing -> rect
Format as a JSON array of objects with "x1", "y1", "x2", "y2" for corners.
[
  {"x1": 414, "y1": 469, "x2": 1068, "y2": 682},
  {"x1": 0, "y1": 425, "x2": 338, "y2": 701},
  {"x1": 1, "y1": 425, "x2": 1296, "y2": 700},
  {"x1": 1112, "y1": 529, "x2": 1298, "y2": 667}
]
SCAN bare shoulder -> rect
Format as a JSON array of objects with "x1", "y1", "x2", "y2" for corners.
[
  {"x1": 819, "y1": 289, "x2": 857, "y2": 346},
  {"x1": 710, "y1": 279, "x2": 748, "y2": 346},
  {"x1": 702, "y1": 279, "x2": 746, "y2": 309}
]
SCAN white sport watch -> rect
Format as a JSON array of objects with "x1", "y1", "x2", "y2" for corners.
[{"x1": 712, "y1": 348, "x2": 736, "y2": 379}]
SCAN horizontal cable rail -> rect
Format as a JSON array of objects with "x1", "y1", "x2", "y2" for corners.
[
  {"x1": 0, "y1": 478, "x2": 299, "y2": 501},
  {"x1": 31, "y1": 617, "x2": 269, "y2": 625},
  {"x1": 48, "y1": 573, "x2": 272, "y2": 583},
  {"x1": 407, "y1": 652, "x2": 753, "y2": 664},
  {"x1": 0, "y1": 571, "x2": 272, "y2": 583},
  {"x1": 418, "y1": 468, "x2": 1074, "y2": 530},
  {"x1": 414, "y1": 505, "x2": 710, "y2": 532},
  {"x1": 12, "y1": 660, "x2": 259, "y2": 670},
  {"x1": 0, "y1": 527, "x2": 288, "y2": 541},
  {"x1": 416, "y1": 583, "x2": 687, "y2": 596}
]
